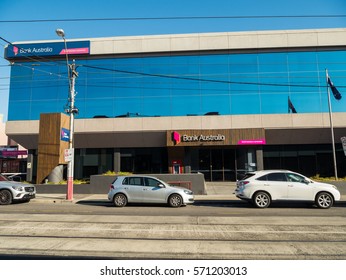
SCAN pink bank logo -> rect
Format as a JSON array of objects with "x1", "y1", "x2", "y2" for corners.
[
  {"x1": 13, "y1": 46, "x2": 19, "y2": 56},
  {"x1": 172, "y1": 131, "x2": 181, "y2": 145}
]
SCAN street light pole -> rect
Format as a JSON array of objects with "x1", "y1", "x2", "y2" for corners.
[
  {"x1": 66, "y1": 61, "x2": 78, "y2": 200},
  {"x1": 56, "y1": 29, "x2": 78, "y2": 200}
]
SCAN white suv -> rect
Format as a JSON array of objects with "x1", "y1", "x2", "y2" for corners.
[
  {"x1": 235, "y1": 170, "x2": 341, "y2": 209},
  {"x1": 0, "y1": 174, "x2": 36, "y2": 205}
]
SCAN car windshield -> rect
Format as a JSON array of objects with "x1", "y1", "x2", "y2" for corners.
[{"x1": 0, "y1": 174, "x2": 9, "y2": 181}]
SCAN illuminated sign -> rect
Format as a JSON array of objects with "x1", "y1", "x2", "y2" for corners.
[
  {"x1": 181, "y1": 133, "x2": 226, "y2": 142},
  {"x1": 171, "y1": 131, "x2": 226, "y2": 145},
  {"x1": 172, "y1": 131, "x2": 181, "y2": 145},
  {"x1": 238, "y1": 139, "x2": 266, "y2": 145},
  {"x1": 0, "y1": 147, "x2": 27, "y2": 158},
  {"x1": 168, "y1": 129, "x2": 265, "y2": 146}
]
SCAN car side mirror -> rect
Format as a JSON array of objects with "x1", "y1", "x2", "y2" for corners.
[
  {"x1": 12, "y1": 176, "x2": 21, "y2": 182},
  {"x1": 303, "y1": 179, "x2": 310, "y2": 184},
  {"x1": 158, "y1": 183, "x2": 165, "y2": 188}
]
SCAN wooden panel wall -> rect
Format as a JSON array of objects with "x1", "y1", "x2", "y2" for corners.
[{"x1": 36, "y1": 113, "x2": 69, "y2": 184}]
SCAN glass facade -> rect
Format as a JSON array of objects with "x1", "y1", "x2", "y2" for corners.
[
  {"x1": 8, "y1": 49, "x2": 346, "y2": 121},
  {"x1": 7, "y1": 47, "x2": 346, "y2": 180},
  {"x1": 264, "y1": 144, "x2": 346, "y2": 178}
]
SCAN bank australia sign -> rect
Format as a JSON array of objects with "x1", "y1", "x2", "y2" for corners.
[
  {"x1": 5, "y1": 41, "x2": 90, "y2": 59},
  {"x1": 167, "y1": 128, "x2": 266, "y2": 147},
  {"x1": 175, "y1": 132, "x2": 226, "y2": 144},
  {"x1": 169, "y1": 130, "x2": 228, "y2": 146}
]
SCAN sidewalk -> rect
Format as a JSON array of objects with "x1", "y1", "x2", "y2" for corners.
[{"x1": 31, "y1": 193, "x2": 105, "y2": 204}]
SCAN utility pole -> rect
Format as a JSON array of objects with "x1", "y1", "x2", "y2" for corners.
[
  {"x1": 66, "y1": 60, "x2": 78, "y2": 200},
  {"x1": 56, "y1": 29, "x2": 78, "y2": 200}
]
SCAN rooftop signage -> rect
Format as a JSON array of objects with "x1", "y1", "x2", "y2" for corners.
[{"x1": 5, "y1": 41, "x2": 90, "y2": 59}]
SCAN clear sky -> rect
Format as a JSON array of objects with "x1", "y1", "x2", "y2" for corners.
[{"x1": 0, "y1": 0, "x2": 346, "y2": 121}]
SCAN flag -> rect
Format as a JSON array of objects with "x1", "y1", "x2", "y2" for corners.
[
  {"x1": 288, "y1": 97, "x2": 297, "y2": 113},
  {"x1": 327, "y1": 76, "x2": 342, "y2": 100}
]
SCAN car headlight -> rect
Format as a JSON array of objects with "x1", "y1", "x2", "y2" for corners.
[
  {"x1": 12, "y1": 186, "x2": 24, "y2": 192},
  {"x1": 184, "y1": 190, "x2": 193, "y2": 195}
]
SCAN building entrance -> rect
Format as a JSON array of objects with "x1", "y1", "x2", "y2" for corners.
[{"x1": 196, "y1": 147, "x2": 257, "y2": 181}]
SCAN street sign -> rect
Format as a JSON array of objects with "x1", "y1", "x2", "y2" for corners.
[
  {"x1": 64, "y1": 148, "x2": 74, "y2": 162},
  {"x1": 341, "y1": 137, "x2": 346, "y2": 156},
  {"x1": 61, "y1": 128, "x2": 70, "y2": 142}
]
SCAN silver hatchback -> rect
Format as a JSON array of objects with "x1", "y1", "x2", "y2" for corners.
[{"x1": 108, "y1": 175, "x2": 194, "y2": 207}]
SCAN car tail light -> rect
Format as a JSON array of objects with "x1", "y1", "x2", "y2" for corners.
[
  {"x1": 110, "y1": 184, "x2": 114, "y2": 190},
  {"x1": 241, "y1": 181, "x2": 250, "y2": 187}
]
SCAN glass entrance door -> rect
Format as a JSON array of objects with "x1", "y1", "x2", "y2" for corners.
[
  {"x1": 197, "y1": 147, "x2": 257, "y2": 181},
  {"x1": 198, "y1": 148, "x2": 235, "y2": 181}
]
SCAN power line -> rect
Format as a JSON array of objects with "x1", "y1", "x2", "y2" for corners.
[
  {"x1": 4, "y1": 62, "x2": 346, "y2": 90},
  {"x1": 81, "y1": 64, "x2": 345, "y2": 89},
  {"x1": 2, "y1": 35, "x2": 346, "y2": 91},
  {"x1": 0, "y1": 14, "x2": 346, "y2": 23}
]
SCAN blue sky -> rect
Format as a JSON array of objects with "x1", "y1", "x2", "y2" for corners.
[{"x1": 1, "y1": 0, "x2": 346, "y2": 121}]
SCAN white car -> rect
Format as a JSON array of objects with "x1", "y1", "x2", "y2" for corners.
[
  {"x1": 0, "y1": 174, "x2": 36, "y2": 205},
  {"x1": 235, "y1": 170, "x2": 341, "y2": 209},
  {"x1": 108, "y1": 175, "x2": 194, "y2": 207}
]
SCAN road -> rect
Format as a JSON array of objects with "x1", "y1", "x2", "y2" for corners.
[{"x1": 0, "y1": 198, "x2": 345, "y2": 259}]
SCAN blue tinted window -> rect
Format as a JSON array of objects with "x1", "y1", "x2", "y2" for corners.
[{"x1": 8, "y1": 50, "x2": 346, "y2": 121}]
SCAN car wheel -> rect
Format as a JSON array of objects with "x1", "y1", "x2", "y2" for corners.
[
  {"x1": 0, "y1": 189, "x2": 13, "y2": 205},
  {"x1": 168, "y1": 194, "x2": 183, "y2": 208},
  {"x1": 253, "y1": 191, "x2": 271, "y2": 208},
  {"x1": 113, "y1": 193, "x2": 127, "y2": 207},
  {"x1": 315, "y1": 192, "x2": 333, "y2": 209}
]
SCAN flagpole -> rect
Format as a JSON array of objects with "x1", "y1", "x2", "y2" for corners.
[{"x1": 325, "y1": 69, "x2": 338, "y2": 180}]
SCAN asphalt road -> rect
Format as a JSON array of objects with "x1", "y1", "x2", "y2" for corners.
[
  {"x1": 0, "y1": 199, "x2": 345, "y2": 260},
  {"x1": 1, "y1": 197, "x2": 346, "y2": 216}
]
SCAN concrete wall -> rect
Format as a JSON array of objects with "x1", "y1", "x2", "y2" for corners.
[
  {"x1": 35, "y1": 184, "x2": 93, "y2": 194},
  {"x1": 89, "y1": 28, "x2": 346, "y2": 55},
  {"x1": 36, "y1": 173, "x2": 206, "y2": 195},
  {"x1": 89, "y1": 173, "x2": 206, "y2": 195}
]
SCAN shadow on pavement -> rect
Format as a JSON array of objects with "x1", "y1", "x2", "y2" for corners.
[{"x1": 76, "y1": 198, "x2": 346, "y2": 209}]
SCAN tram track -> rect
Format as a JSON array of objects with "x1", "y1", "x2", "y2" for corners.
[{"x1": 0, "y1": 204, "x2": 345, "y2": 259}]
